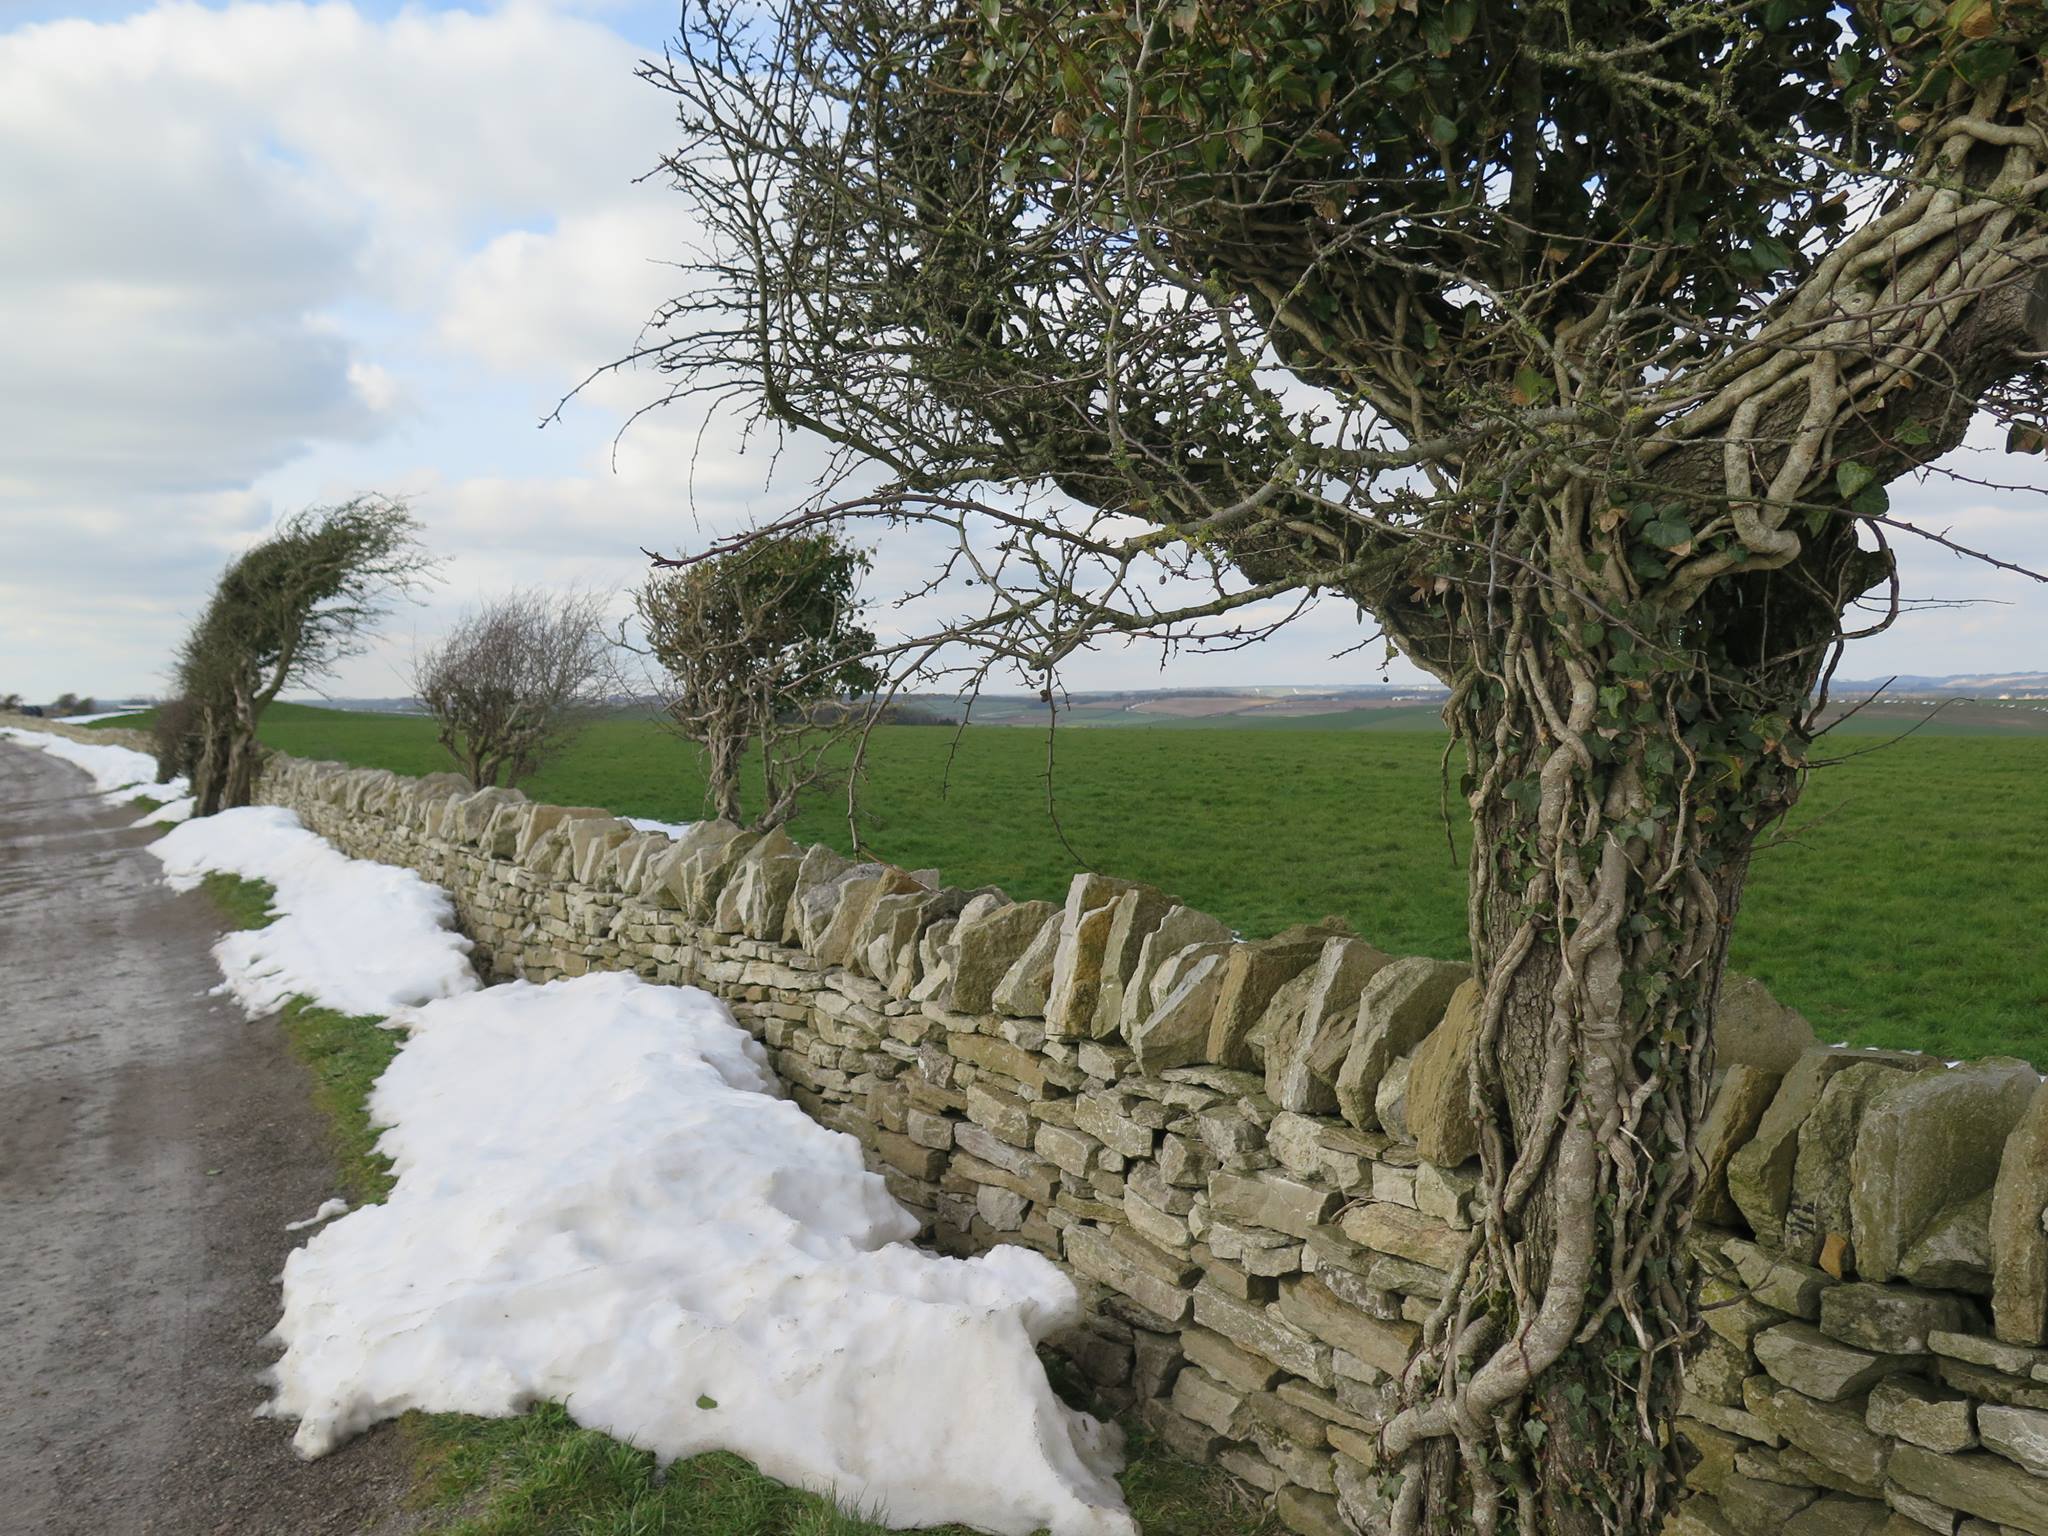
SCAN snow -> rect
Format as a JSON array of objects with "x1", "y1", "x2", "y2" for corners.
[
  {"x1": 285, "y1": 1198, "x2": 350, "y2": 1233},
  {"x1": 624, "y1": 815, "x2": 697, "y2": 839},
  {"x1": 149, "y1": 806, "x2": 480, "y2": 1017},
  {"x1": 262, "y1": 971, "x2": 1134, "y2": 1536},
  {"x1": 151, "y1": 805, "x2": 1134, "y2": 1535},
  {"x1": 0, "y1": 723, "x2": 190, "y2": 819}
]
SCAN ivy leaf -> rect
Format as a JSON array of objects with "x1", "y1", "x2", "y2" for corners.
[
  {"x1": 697, "y1": 1394, "x2": 719, "y2": 1410},
  {"x1": 2009, "y1": 422, "x2": 2048, "y2": 455},
  {"x1": 1429, "y1": 113, "x2": 1460, "y2": 146},
  {"x1": 1835, "y1": 460, "x2": 1876, "y2": 499},
  {"x1": 1949, "y1": 0, "x2": 1998, "y2": 40},
  {"x1": 1851, "y1": 484, "x2": 1890, "y2": 516},
  {"x1": 1955, "y1": 40, "x2": 2018, "y2": 85},
  {"x1": 1510, "y1": 365, "x2": 1554, "y2": 405},
  {"x1": 1642, "y1": 516, "x2": 1692, "y2": 551}
]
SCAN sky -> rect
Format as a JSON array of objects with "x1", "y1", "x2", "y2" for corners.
[{"x1": 2, "y1": 0, "x2": 2045, "y2": 705}]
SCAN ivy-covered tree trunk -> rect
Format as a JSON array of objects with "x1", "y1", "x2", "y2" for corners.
[
  {"x1": 706, "y1": 729, "x2": 746, "y2": 824},
  {"x1": 1379, "y1": 585, "x2": 1820, "y2": 1536}
]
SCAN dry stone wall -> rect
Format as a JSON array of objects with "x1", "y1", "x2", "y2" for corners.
[{"x1": 95, "y1": 736, "x2": 2048, "y2": 1536}]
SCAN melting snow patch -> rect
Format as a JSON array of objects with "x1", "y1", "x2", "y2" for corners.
[
  {"x1": 149, "y1": 806, "x2": 480, "y2": 1017},
  {"x1": 0, "y1": 724, "x2": 190, "y2": 819},
  {"x1": 624, "y1": 815, "x2": 697, "y2": 839},
  {"x1": 263, "y1": 970, "x2": 1135, "y2": 1536},
  {"x1": 285, "y1": 1198, "x2": 350, "y2": 1233}
]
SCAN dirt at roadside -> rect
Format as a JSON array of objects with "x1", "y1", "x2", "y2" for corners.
[{"x1": 0, "y1": 744, "x2": 420, "y2": 1536}]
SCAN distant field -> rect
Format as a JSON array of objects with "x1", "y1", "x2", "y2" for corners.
[{"x1": 100, "y1": 702, "x2": 2048, "y2": 1064}]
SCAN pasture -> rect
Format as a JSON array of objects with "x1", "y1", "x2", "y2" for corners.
[{"x1": 102, "y1": 702, "x2": 2048, "y2": 1064}]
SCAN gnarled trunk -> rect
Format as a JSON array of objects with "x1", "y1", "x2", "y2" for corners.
[{"x1": 1374, "y1": 629, "x2": 1811, "y2": 1536}]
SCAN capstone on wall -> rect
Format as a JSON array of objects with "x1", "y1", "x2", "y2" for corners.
[{"x1": 186, "y1": 745, "x2": 2048, "y2": 1536}]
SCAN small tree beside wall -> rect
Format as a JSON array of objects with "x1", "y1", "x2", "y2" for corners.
[
  {"x1": 413, "y1": 589, "x2": 612, "y2": 790},
  {"x1": 634, "y1": 532, "x2": 878, "y2": 829}
]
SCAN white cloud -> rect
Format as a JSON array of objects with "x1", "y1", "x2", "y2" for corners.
[{"x1": 0, "y1": 0, "x2": 2041, "y2": 706}]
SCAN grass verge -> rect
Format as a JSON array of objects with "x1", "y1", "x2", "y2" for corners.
[
  {"x1": 200, "y1": 869, "x2": 1271, "y2": 1536},
  {"x1": 113, "y1": 700, "x2": 2048, "y2": 1063}
]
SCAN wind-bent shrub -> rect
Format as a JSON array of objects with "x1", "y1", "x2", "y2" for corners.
[{"x1": 170, "y1": 498, "x2": 429, "y2": 816}]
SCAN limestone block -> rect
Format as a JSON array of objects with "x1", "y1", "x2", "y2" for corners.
[
  {"x1": 1182, "y1": 1325, "x2": 1284, "y2": 1393},
  {"x1": 1065, "y1": 1224, "x2": 1197, "y2": 1325},
  {"x1": 1933, "y1": 1329, "x2": 2048, "y2": 1378},
  {"x1": 671, "y1": 821, "x2": 763, "y2": 920},
  {"x1": 1129, "y1": 945, "x2": 1233, "y2": 1075},
  {"x1": 1375, "y1": 1056, "x2": 1413, "y2": 1142},
  {"x1": 1900, "y1": 1190, "x2": 1994, "y2": 1296},
  {"x1": 946, "y1": 898, "x2": 1059, "y2": 1014},
  {"x1": 1276, "y1": 1485, "x2": 1349, "y2": 1536},
  {"x1": 1783, "y1": 1497, "x2": 1892, "y2": 1536},
  {"x1": 1689, "y1": 1332, "x2": 1758, "y2": 1409},
  {"x1": 814, "y1": 866, "x2": 924, "y2": 971},
  {"x1": 1191, "y1": 1281, "x2": 1332, "y2": 1385},
  {"x1": 1073, "y1": 1090, "x2": 1161, "y2": 1160},
  {"x1": 1820, "y1": 1283, "x2": 1974, "y2": 1356},
  {"x1": 1754, "y1": 1322, "x2": 1915, "y2": 1402},
  {"x1": 1171, "y1": 1367, "x2": 1249, "y2": 1435},
  {"x1": 1682, "y1": 1417, "x2": 1746, "y2": 1496},
  {"x1": 1887, "y1": 1444, "x2": 2048, "y2": 1536},
  {"x1": 782, "y1": 844, "x2": 856, "y2": 947},
  {"x1": 1880, "y1": 1490, "x2": 1963, "y2": 1536},
  {"x1": 1085, "y1": 885, "x2": 1183, "y2": 1040},
  {"x1": 1337, "y1": 1202, "x2": 1465, "y2": 1273},
  {"x1": 1747, "y1": 1379, "x2": 1891, "y2": 1486},
  {"x1": 1852, "y1": 1059, "x2": 2040, "y2": 1283},
  {"x1": 1205, "y1": 921, "x2": 1348, "y2": 1070},
  {"x1": 1700, "y1": 1270, "x2": 1785, "y2": 1348},
  {"x1": 1403, "y1": 979, "x2": 1485, "y2": 1165},
  {"x1": 976, "y1": 1184, "x2": 1030, "y2": 1231},
  {"x1": 1867, "y1": 1377, "x2": 1978, "y2": 1453},
  {"x1": 1414, "y1": 1159, "x2": 1479, "y2": 1229},
  {"x1": 1731, "y1": 1049, "x2": 1938, "y2": 1249},
  {"x1": 1937, "y1": 1357, "x2": 2048, "y2": 1411},
  {"x1": 1720, "y1": 1472, "x2": 1821, "y2": 1534},
  {"x1": 1267, "y1": 937, "x2": 1393, "y2": 1115},
  {"x1": 712, "y1": 827, "x2": 800, "y2": 935},
  {"x1": 1114, "y1": 905, "x2": 1233, "y2": 1034},
  {"x1": 1334, "y1": 955, "x2": 1471, "y2": 1132},
  {"x1": 1124, "y1": 1186, "x2": 1192, "y2": 1251},
  {"x1": 1045, "y1": 875, "x2": 1163, "y2": 1039},
  {"x1": 991, "y1": 910, "x2": 1062, "y2": 1017},
  {"x1": 566, "y1": 815, "x2": 631, "y2": 887},
  {"x1": 1208, "y1": 1169, "x2": 1339, "y2": 1240},
  {"x1": 1978, "y1": 1405, "x2": 2048, "y2": 1478},
  {"x1": 1993, "y1": 1082, "x2": 2048, "y2": 1346},
  {"x1": 1276, "y1": 1275, "x2": 1420, "y2": 1376},
  {"x1": 1719, "y1": 973, "x2": 1821, "y2": 1074},
  {"x1": 1788, "y1": 1061, "x2": 1923, "y2": 1268}
]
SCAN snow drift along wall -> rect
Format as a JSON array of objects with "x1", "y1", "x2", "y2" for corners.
[{"x1": 219, "y1": 744, "x2": 2048, "y2": 1536}]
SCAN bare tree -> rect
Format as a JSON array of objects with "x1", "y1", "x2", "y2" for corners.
[
  {"x1": 633, "y1": 532, "x2": 879, "y2": 828},
  {"x1": 609, "y1": 3, "x2": 2048, "y2": 1530},
  {"x1": 413, "y1": 588, "x2": 613, "y2": 789},
  {"x1": 169, "y1": 497, "x2": 431, "y2": 815}
]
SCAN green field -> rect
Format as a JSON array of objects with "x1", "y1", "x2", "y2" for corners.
[{"x1": 112, "y1": 702, "x2": 2047, "y2": 1064}]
